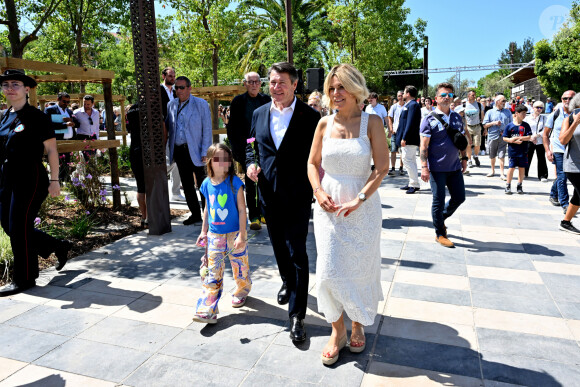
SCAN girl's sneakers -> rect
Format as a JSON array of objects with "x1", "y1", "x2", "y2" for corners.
[
  {"x1": 192, "y1": 313, "x2": 217, "y2": 324},
  {"x1": 232, "y1": 296, "x2": 247, "y2": 308}
]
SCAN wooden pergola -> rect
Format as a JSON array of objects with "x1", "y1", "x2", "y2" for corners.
[
  {"x1": 0, "y1": 57, "x2": 122, "y2": 208},
  {"x1": 190, "y1": 85, "x2": 245, "y2": 139}
]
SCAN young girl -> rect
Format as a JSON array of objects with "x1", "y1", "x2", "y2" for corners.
[{"x1": 193, "y1": 143, "x2": 252, "y2": 324}]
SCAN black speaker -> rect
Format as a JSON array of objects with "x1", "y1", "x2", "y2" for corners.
[
  {"x1": 295, "y1": 69, "x2": 304, "y2": 95},
  {"x1": 306, "y1": 68, "x2": 324, "y2": 93}
]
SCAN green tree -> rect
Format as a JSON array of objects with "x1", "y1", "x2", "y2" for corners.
[
  {"x1": 498, "y1": 37, "x2": 535, "y2": 65},
  {"x1": 0, "y1": 0, "x2": 63, "y2": 57},
  {"x1": 326, "y1": 0, "x2": 426, "y2": 91},
  {"x1": 535, "y1": 1, "x2": 580, "y2": 98},
  {"x1": 475, "y1": 71, "x2": 513, "y2": 98}
]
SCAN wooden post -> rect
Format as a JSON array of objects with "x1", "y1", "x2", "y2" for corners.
[
  {"x1": 28, "y1": 87, "x2": 38, "y2": 108},
  {"x1": 103, "y1": 81, "x2": 122, "y2": 209},
  {"x1": 120, "y1": 100, "x2": 127, "y2": 146},
  {"x1": 209, "y1": 95, "x2": 220, "y2": 143}
]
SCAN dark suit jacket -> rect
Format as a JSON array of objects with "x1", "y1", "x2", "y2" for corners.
[
  {"x1": 44, "y1": 105, "x2": 79, "y2": 140},
  {"x1": 160, "y1": 84, "x2": 177, "y2": 120},
  {"x1": 246, "y1": 98, "x2": 319, "y2": 210},
  {"x1": 227, "y1": 92, "x2": 271, "y2": 164},
  {"x1": 397, "y1": 99, "x2": 421, "y2": 146}
]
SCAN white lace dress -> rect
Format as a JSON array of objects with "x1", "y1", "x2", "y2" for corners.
[{"x1": 314, "y1": 112, "x2": 383, "y2": 326}]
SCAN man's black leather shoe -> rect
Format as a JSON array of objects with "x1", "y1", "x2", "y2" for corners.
[
  {"x1": 400, "y1": 185, "x2": 410, "y2": 190},
  {"x1": 0, "y1": 281, "x2": 36, "y2": 297},
  {"x1": 55, "y1": 239, "x2": 73, "y2": 271},
  {"x1": 289, "y1": 316, "x2": 306, "y2": 342},
  {"x1": 183, "y1": 216, "x2": 202, "y2": 225},
  {"x1": 277, "y1": 283, "x2": 290, "y2": 305}
]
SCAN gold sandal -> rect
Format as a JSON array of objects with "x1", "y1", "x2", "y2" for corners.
[{"x1": 321, "y1": 335, "x2": 347, "y2": 366}]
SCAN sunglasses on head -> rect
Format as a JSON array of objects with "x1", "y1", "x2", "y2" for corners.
[
  {"x1": 175, "y1": 85, "x2": 188, "y2": 90},
  {"x1": 439, "y1": 92, "x2": 454, "y2": 98}
]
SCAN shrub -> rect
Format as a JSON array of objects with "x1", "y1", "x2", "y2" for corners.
[
  {"x1": 67, "y1": 151, "x2": 107, "y2": 210},
  {"x1": 0, "y1": 229, "x2": 13, "y2": 283}
]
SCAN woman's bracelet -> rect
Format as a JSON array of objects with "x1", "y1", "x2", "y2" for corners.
[{"x1": 313, "y1": 186, "x2": 322, "y2": 194}]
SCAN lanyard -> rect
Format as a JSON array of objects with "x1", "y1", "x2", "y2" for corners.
[{"x1": 177, "y1": 100, "x2": 189, "y2": 119}]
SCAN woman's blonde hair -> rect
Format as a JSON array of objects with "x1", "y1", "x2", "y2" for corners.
[{"x1": 322, "y1": 64, "x2": 369, "y2": 110}]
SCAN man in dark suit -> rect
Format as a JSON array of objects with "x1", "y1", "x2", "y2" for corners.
[
  {"x1": 397, "y1": 85, "x2": 422, "y2": 194},
  {"x1": 44, "y1": 92, "x2": 79, "y2": 182},
  {"x1": 228, "y1": 72, "x2": 271, "y2": 230},
  {"x1": 246, "y1": 62, "x2": 319, "y2": 342}
]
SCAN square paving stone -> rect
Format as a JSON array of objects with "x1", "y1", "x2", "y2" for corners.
[
  {"x1": 254, "y1": 343, "x2": 367, "y2": 385},
  {"x1": 187, "y1": 315, "x2": 285, "y2": 342},
  {"x1": 402, "y1": 242, "x2": 466, "y2": 264},
  {"x1": 34, "y1": 338, "x2": 151, "y2": 383},
  {"x1": 471, "y1": 291, "x2": 561, "y2": 317},
  {"x1": 465, "y1": 255, "x2": 534, "y2": 270},
  {"x1": 0, "y1": 299, "x2": 38, "y2": 323},
  {"x1": 124, "y1": 354, "x2": 246, "y2": 387},
  {"x1": 481, "y1": 351, "x2": 580, "y2": 387},
  {"x1": 160, "y1": 329, "x2": 269, "y2": 370},
  {"x1": 380, "y1": 239, "x2": 405, "y2": 259},
  {"x1": 391, "y1": 283, "x2": 471, "y2": 306},
  {"x1": 373, "y1": 335, "x2": 481, "y2": 378},
  {"x1": 469, "y1": 278, "x2": 551, "y2": 299},
  {"x1": 241, "y1": 371, "x2": 316, "y2": 386},
  {"x1": 398, "y1": 260, "x2": 467, "y2": 276},
  {"x1": 523, "y1": 244, "x2": 579, "y2": 264},
  {"x1": 556, "y1": 301, "x2": 580, "y2": 320},
  {"x1": 0, "y1": 364, "x2": 116, "y2": 387},
  {"x1": 477, "y1": 328, "x2": 580, "y2": 365},
  {"x1": 6, "y1": 305, "x2": 105, "y2": 337},
  {"x1": 0, "y1": 325, "x2": 69, "y2": 362},
  {"x1": 45, "y1": 288, "x2": 137, "y2": 315},
  {"x1": 540, "y1": 273, "x2": 580, "y2": 303},
  {"x1": 77, "y1": 316, "x2": 181, "y2": 352},
  {"x1": 10, "y1": 285, "x2": 72, "y2": 305}
]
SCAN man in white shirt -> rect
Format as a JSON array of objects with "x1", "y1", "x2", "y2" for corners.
[
  {"x1": 464, "y1": 90, "x2": 484, "y2": 168},
  {"x1": 365, "y1": 92, "x2": 388, "y2": 125},
  {"x1": 387, "y1": 91, "x2": 405, "y2": 176}
]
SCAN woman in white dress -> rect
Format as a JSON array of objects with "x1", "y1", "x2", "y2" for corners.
[{"x1": 307, "y1": 64, "x2": 389, "y2": 365}]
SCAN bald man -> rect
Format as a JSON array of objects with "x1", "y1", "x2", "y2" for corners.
[{"x1": 227, "y1": 72, "x2": 271, "y2": 229}]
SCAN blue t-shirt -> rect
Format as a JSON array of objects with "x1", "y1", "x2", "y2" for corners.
[
  {"x1": 502, "y1": 122, "x2": 532, "y2": 158},
  {"x1": 545, "y1": 101, "x2": 554, "y2": 114},
  {"x1": 420, "y1": 109, "x2": 464, "y2": 172},
  {"x1": 546, "y1": 108, "x2": 571, "y2": 154},
  {"x1": 199, "y1": 176, "x2": 245, "y2": 234},
  {"x1": 483, "y1": 107, "x2": 513, "y2": 140}
]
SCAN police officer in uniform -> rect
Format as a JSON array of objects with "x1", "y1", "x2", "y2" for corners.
[{"x1": 0, "y1": 69, "x2": 72, "y2": 296}]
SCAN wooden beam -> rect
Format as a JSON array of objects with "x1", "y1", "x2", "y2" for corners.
[
  {"x1": 0, "y1": 57, "x2": 115, "y2": 79},
  {"x1": 190, "y1": 85, "x2": 245, "y2": 94},
  {"x1": 28, "y1": 87, "x2": 37, "y2": 108},
  {"x1": 55, "y1": 139, "x2": 120, "y2": 153},
  {"x1": 32, "y1": 75, "x2": 111, "y2": 83},
  {"x1": 119, "y1": 103, "x2": 127, "y2": 146},
  {"x1": 38, "y1": 94, "x2": 126, "y2": 102}
]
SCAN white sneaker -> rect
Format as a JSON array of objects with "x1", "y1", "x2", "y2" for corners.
[
  {"x1": 541, "y1": 178, "x2": 548, "y2": 182},
  {"x1": 172, "y1": 194, "x2": 186, "y2": 201},
  {"x1": 500, "y1": 175, "x2": 507, "y2": 181}
]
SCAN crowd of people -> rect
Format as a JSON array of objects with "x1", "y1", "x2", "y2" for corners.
[{"x1": 1, "y1": 63, "x2": 579, "y2": 368}]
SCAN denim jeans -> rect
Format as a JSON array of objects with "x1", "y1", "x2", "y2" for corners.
[
  {"x1": 550, "y1": 152, "x2": 569, "y2": 208},
  {"x1": 429, "y1": 169, "x2": 466, "y2": 237}
]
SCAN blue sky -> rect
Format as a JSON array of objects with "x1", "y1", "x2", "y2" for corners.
[
  {"x1": 404, "y1": 0, "x2": 574, "y2": 86},
  {"x1": 154, "y1": 0, "x2": 574, "y2": 86}
]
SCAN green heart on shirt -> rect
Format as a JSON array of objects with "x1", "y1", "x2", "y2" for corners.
[{"x1": 218, "y1": 193, "x2": 228, "y2": 208}]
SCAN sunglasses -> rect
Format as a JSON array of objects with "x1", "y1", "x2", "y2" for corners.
[
  {"x1": 562, "y1": 97, "x2": 571, "y2": 101},
  {"x1": 534, "y1": 106, "x2": 543, "y2": 109},
  {"x1": 212, "y1": 156, "x2": 231, "y2": 163},
  {"x1": 439, "y1": 93, "x2": 454, "y2": 98},
  {"x1": 61, "y1": 100, "x2": 70, "y2": 104},
  {"x1": 88, "y1": 116, "x2": 93, "y2": 125},
  {"x1": 245, "y1": 81, "x2": 261, "y2": 85},
  {"x1": 175, "y1": 85, "x2": 188, "y2": 90}
]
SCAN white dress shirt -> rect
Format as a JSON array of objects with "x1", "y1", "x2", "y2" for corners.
[
  {"x1": 269, "y1": 97, "x2": 296, "y2": 149},
  {"x1": 58, "y1": 106, "x2": 70, "y2": 118},
  {"x1": 163, "y1": 83, "x2": 175, "y2": 101}
]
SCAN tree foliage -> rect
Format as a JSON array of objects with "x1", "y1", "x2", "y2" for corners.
[
  {"x1": 475, "y1": 72, "x2": 513, "y2": 99},
  {"x1": 535, "y1": 1, "x2": 580, "y2": 98},
  {"x1": 498, "y1": 37, "x2": 535, "y2": 65}
]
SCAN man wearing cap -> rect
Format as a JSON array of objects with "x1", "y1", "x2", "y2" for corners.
[
  {"x1": 0, "y1": 69, "x2": 71, "y2": 296},
  {"x1": 544, "y1": 90, "x2": 576, "y2": 213},
  {"x1": 483, "y1": 95, "x2": 512, "y2": 180}
]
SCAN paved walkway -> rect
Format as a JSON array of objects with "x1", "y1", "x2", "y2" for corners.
[{"x1": 1, "y1": 155, "x2": 580, "y2": 387}]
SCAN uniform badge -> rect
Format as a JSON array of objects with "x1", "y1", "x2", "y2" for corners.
[{"x1": 14, "y1": 124, "x2": 24, "y2": 132}]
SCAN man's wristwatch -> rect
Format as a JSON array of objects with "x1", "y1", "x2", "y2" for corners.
[{"x1": 358, "y1": 192, "x2": 367, "y2": 202}]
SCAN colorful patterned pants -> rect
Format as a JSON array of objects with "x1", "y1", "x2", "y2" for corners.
[{"x1": 196, "y1": 231, "x2": 252, "y2": 316}]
